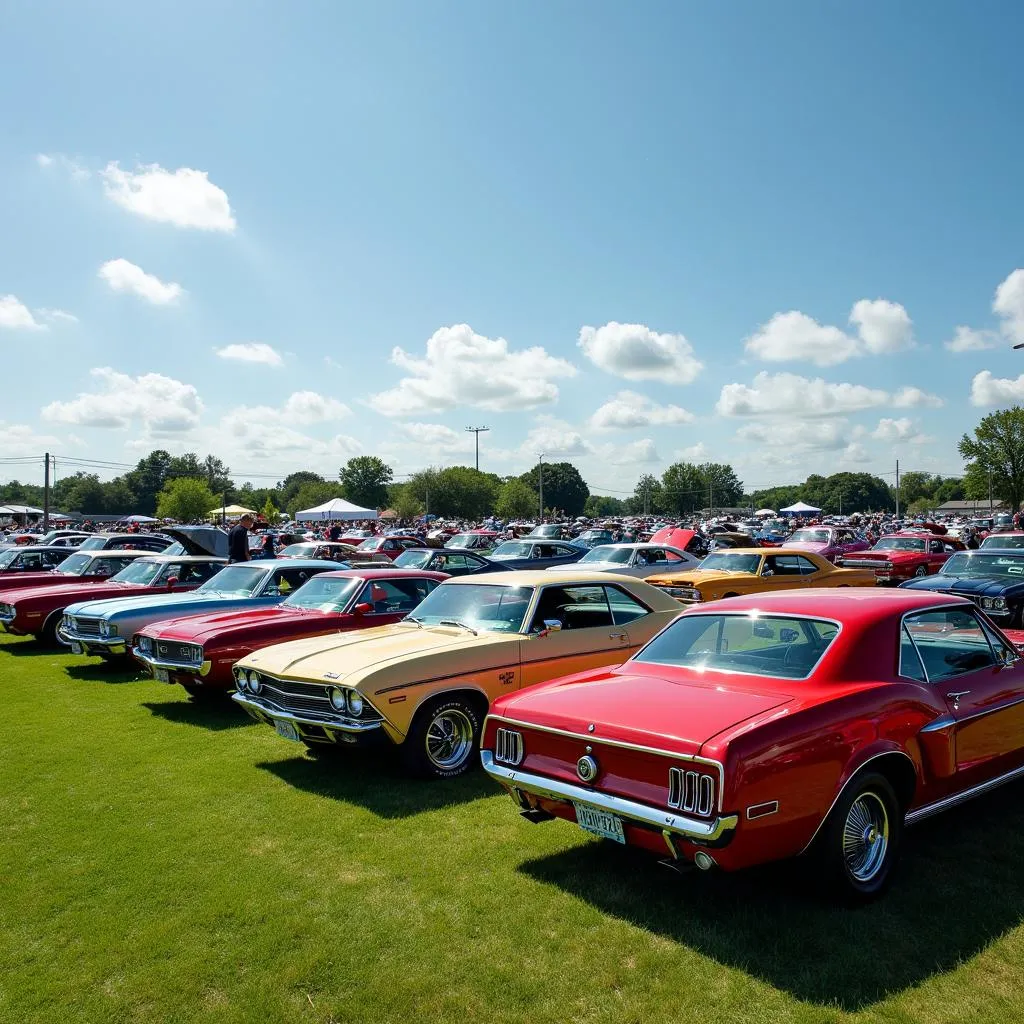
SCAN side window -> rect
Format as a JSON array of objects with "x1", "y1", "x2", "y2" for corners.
[
  {"x1": 899, "y1": 624, "x2": 927, "y2": 682},
  {"x1": 44, "y1": 550, "x2": 68, "y2": 567},
  {"x1": 412, "y1": 579, "x2": 439, "y2": 602},
  {"x1": 904, "y1": 608, "x2": 997, "y2": 682},
  {"x1": 91, "y1": 559, "x2": 117, "y2": 576},
  {"x1": 444, "y1": 554, "x2": 470, "y2": 570},
  {"x1": 605, "y1": 586, "x2": 651, "y2": 625},
  {"x1": 274, "y1": 567, "x2": 320, "y2": 593},
  {"x1": 21, "y1": 552, "x2": 44, "y2": 570},
  {"x1": 357, "y1": 578, "x2": 426, "y2": 613},
  {"x1": 662, "y1": 549, "x2": 684, "y2": 563},
  {"x1": 929, "y1": 540, "x2": 944, "y2": 554},
  {"x1": 766, "y1": 555, "x2": 802, "y2": 576},
  {"x1": 185, "y1": 562, "x2": 220, "y2": 584},
  {"x1": 530, "y1": 585, "x2": 613, "y2": 631},
  {"x1": 795, "y1": 556, "x2": 819, "y2": 576}
]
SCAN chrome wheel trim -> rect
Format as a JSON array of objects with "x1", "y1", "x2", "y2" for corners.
[
  {"x1": 914, "y1": 565, "x2": 928, "y2": 577},
  {"x1": 842, "y1": 791, "x2": 890, "y2": 883},
  {"x1": 425, "y1": 708, "x2": 474, "y2": 770}
]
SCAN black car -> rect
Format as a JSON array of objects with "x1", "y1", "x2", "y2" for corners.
[
  {"x1": 0, "y1": 545, "x2": 75, "y2": 575},
  {"x1": 486, "y1": 539, "x2": 586, "y2": 570},
  {"x1": 392, "y1": 548, "x2": 511, "y2": 577},
  {"x1": 900, "y1": 548, "x2": 1024, "y2": 628}
]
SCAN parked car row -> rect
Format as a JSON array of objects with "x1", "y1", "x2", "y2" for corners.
[{"x1": 4, "y1": 530, "x2": 1024, "y2": 905}]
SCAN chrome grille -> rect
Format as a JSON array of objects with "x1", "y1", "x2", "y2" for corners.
[
  {"x1": 842, "y1": 558, "x2": 890, "y2": 569},
  {"x1": 254, "y1": 676, "x2": 383, "y2": 722},
  {"x1": 154, "y1": 640, "x2": 202, "y2": 666},
  {"x1": 668, "y1": 767, "x2": 715, "y2": 817},
  {"x1": 494, "y1": 727, "x2": 524, "y2": 766},
  {"x1": 73, "y1": 617, "x2": 103, "y2": 637}
]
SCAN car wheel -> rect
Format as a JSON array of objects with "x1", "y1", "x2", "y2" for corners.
[
  {"x1": 37, "y1": 613, "x2": 62, "y2": 648},
  {"x1": 402, "y1": 695, "x2": 482, "y2": 779},
  {"x1": 914, "y1": 565, "x2": 928, "y2": 577},
  {"x1": 815, "y1": 771, "x2": 901, "y2": 905}
]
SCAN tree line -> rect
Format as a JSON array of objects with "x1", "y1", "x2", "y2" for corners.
[{"x1": 3, "y1": 406, "x2": 1024, "y2": 520}]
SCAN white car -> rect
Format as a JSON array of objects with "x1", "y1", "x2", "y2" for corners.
[{"x1": 544, "y1": 543, "x2": 701, "y2": 578}]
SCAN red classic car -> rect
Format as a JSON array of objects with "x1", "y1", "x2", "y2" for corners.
[
  {"x1": 354, "y1": 536, "x2": 422, "y2": 561},
  {"x1": 0, "y1": 545, "x2": 76, "y2": 578},
  {"x1": 482, "y1": 588, "x2": 1024, "y2": 903},
  {"x1": 0, "y1": 554, "x2": 224, "y2": 645},
  {"x1": 0, "y1": 548, "x2": 150, "y2": 594},
  {"x1": 840, "y1": 532, "x2": 966, "y2": 583},
  {"x1": 131, "y1": 567, "x2": 447, "y2": 700}
]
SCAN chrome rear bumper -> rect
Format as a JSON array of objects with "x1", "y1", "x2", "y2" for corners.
[{"x1": 481, "y1": 751, "x2": 738, "y2": 846}]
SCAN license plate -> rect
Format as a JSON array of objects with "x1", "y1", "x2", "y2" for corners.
[
  {"x1": 274, "y1": 719, "x2": 301, "y2": 743},
  {"x1": 574, "y1": 801, "x2": 625, "y2": 843},
  {"x1": 154, "y1": 668, "x2": 170, "y2": 683},
  {"x1": 70, "y1": 642, "x2": 83, "y2": 655}
]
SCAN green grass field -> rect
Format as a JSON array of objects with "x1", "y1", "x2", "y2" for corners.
[{"x1": 2, "y1": 630, "x2": 1023, "y2": 1024}]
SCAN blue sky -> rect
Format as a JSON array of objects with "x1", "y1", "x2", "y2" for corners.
[{"x1": 3, "y1": 1, "x2": 1024, "y2": 497}]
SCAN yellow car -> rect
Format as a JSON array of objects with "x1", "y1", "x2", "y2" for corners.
[
  {"x1": 231, "y1": 570, "x2": 682, "y2": 778},
  {"x1": 645, "y1": 547, "x2": 877, "y2": 604}
]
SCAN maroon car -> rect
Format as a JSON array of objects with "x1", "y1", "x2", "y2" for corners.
[
  {"x1": 0, "y1": 553, "x2": 223, "y2": 645},
  {"x1": 841, "y1": 532, "x2": 966, "y2": 583},
  {"x1": 131, "y1": 567, "x2": 447, "y2": 700}
]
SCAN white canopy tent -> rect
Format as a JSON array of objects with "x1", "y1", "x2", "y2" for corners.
[
  {"x1": 780, "y1": 501, "x2": 822, "y2": 515},
  {"x1": 296, "y1": 498, "x2": 378, "y2": 522},
  {"x1": 754, "y1": 508, "x2": 776, "y2": 517},
  {"x1": 0, "y1": 504, "x2": 44, "y2": 515}
]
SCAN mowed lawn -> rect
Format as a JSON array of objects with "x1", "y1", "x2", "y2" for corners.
[{"x1": 3, "y1": 633, "x2": 1024, "y2": 1024}]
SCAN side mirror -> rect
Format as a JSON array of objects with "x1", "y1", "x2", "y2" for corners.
[
  {"x1": 779, "y1": 628, "x2": 799, "y2": 644},
  {"x1": 761, "y1": 568, "x2": 774, "y2": 577},
  {"x1": 354, "y1": 602, "x2": 373, "y2": 615},
  {"x1": 166, "y1": 576, "x2": 179, "y2": 590},
  {"x1": 998, "y1": 646, "x2": 1020, "y2": 666}
]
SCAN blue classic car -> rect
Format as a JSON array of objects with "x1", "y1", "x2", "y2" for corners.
[
  {"x1": 59, "y1": 559, "x2": 339, "y2": 657},
  {"x1": 900, "y1": 548, "x2": 1024, "y2": 628},
  {"x1": 486, "y1": 539, "x2": 586, "y2": 570}
]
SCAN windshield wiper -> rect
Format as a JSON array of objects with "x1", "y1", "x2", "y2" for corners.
[
  {"x1": 405, "y1": 615, "x2": 425, "y2": 627},
  {"x1": 439, "y1": 618, "x2": 478, "y2": 635}
]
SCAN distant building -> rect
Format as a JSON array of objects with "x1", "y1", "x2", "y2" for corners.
[{"x1": 935, "y1": 499, "x2": 1007, "y2": 514}]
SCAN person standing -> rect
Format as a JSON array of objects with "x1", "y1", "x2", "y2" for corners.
[
  {"x1": 260, "y1": 531, "x2": 276, "y2": 558},
  {"x1": 228, "y1": 514, "x2": 253, "y2": 563}
]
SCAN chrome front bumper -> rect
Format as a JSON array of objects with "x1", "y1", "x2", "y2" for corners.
[
  {"x1": 57, "y1": 624, "x2": 126, "y2": 653},
  {"x1": 481, "y1": 751, "x2": 738, "y2": 847},
  {"x1": 232, "y1": 692, "x2": 384, "y2": 738},
  {"x1": 132, "y1": 647, "x2": 210, "y2": 677}
]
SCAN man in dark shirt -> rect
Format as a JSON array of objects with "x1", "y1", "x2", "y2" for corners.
[
  {"x1": 328, "y1": 522, "x2": 341, "y2": 542},
  {"x1": 228, "y1": 514, "x2": 253, "y2": 563}
]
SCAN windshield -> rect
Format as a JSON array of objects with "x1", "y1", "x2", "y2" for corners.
[
  {"x1": 394, "y1": 550, "x2": 432, "y2": 569},
  {"x1": 942, "y1": 553, "x2": 1024, "y2": 578},
  {"x1": 491, "y1": 542, "x2": 532, "y2": 559},
  {"x1": 111, "y1": 560, "x2": 162, "y2": 585},
  {"x1": 357, "y1": 538, "x2": 385, "y2": 551},
  {"x1": 283, "y1": 576, "x2": 362, "y2": 612},
  {"x1": 196, "y1": 565, "x2": 266, "y2": 596},
  {"x1": 77, "y1": 536, "x2": 108, "y2": 550},
  {"x1": 408, "y1": 583, "x2": 533, "y2": 632},
  {"x1": 0, "y1": 549, "x2": 21, "y2": 569},
  {"x1": 981, "y1": 535, "x2": 1024, "y2": 550},
  {"x1": 635, "y1": 613, "x2": 839, "y2": 679},
  {"x1": 581, "y1": 546, "x2": 632, "y2": 564},
  {"x1": 279, "y1": 544, "x2": 316, "y2": 557},
  {"x1": 531, "y1": 525, "x2": 561, "y2": 537},
  {"x1": 790, "y1": 529, "x2": 830, "y2": 544},
  {"x1": 55, "y1": 553, "x2": 91, "y2": 575},
  {"x1": 446, "y1": 534, "x2": 476, "y2": 548},
  {"x1": 698, "y1": 552, "x2": 761, "y2": 574},
  {"x1": 580, "y1": 531, "x2": 611, "y2": 541},
  {"x1": 875, "y1": 538, "x2": 926, "y2": 552}
]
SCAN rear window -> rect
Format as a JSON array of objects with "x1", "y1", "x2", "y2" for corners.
[{"x1": 635, "y1": 613, "x2": 839, "y2": 680}]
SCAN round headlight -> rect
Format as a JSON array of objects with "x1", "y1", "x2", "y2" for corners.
[
  {"x1": 346, "y1": 690, "x2": 364, "y2": 717},
  {"x1": 99, "y1": 620, "x2": 111, "y2": 636},
  {"x1": 247, "y1": 671, "x2": 262, "y2": 694},
  {"x1": 234, "y1": 669, "x2": 247, "y2": 690},
  {"x1": 329, "y1": 687, "x2": 346, "y2": 711},
  {"x1": 993, "y1": 597, "x2": 1008, "y2": 610},
  {"x1": 982, "y1": 598, "x2": 994, "y2": 609}
]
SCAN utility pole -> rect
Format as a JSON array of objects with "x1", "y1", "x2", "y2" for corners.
[
  {"x1": 464, "y1": 426, "x2": 490, "y2": 472},
  {"x1": 538, "y1": 454, "x2": 544, "y2": 521},
  {"x1": 43, "y1": 452, "x2": 50, "y2": 531},
  {"x1": 989, "y1": 466, "x2": 994, "y2": 512},
  {"x1": 895, "y1": 460, "x2": 900, "y2": 520},
  {"x1": 643, "y1": 479, "x2": 650, "y2": 516}
]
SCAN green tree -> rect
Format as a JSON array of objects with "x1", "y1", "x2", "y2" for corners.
[
  {"x1": 102, "y1": 479, "x2": 137, "y2": 514},
  {"x1": 584, "y1": 494, "x2": 627, "y2": 518},
  {"x1": 261, "y1": 497, "x2": 281, "y2": 524},
  {"x1": 959, "y1": 407, "x2": 1024, "y2": 511},
  {"x1": 697, "y1": 463, "x2": 744, "y2": 509},
  {"x1": 624, "y1": 474, "x2": 664, "y2": 516},
  {"x1": 203, "y1": 455, "x2": 233, "y2": 496},
  {"x1": 406, "y1": 466, "x2": 499, "y2": 519},
  {"x1": 390, "y1": 484, "x2": 425, "y2": 520},
  {"x1": 168, "y1": 452, "x2": 203, "y2": 479},
  {"x1": 340, "y1": 456, "x2": 393, "y2": 510},
  {"x1": 156, "y1": 477, "x2": 219, "y2": 522},
  {"x1": 278, "y1": 472, "x2": 327, "y2": 510},
  {"x1": 519, "y1": 462, "x2": 589, "y2": 516},
  {"x1": 124, "y1": 450, "x2": 174, "y2": 515},
  {"x1": 660, "y1": 463, "x2": 704, "y2": 515},
  {"x1": 495, "y1": 478, "x2": 539, "y2": 520}
]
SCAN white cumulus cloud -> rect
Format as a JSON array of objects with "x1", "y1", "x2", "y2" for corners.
[
  {"x1": 891, "y1": 386, "x2": 944, "y2": 409},
  {"x1": 716, "y1": 372, "x2": 890, "y2": 417},
  {"x1": 0, "y1": 295, "x2": 44, "y2": 330},
  {"x1": 589, "y1": 390, "x2": 694, "y2": 430},
  {"x1": 994, "y1": 269, "x2": 1024, "y2": 344},
  {"x1": 282, "y1": 391, "x2": 350, "y2": 423},
  {"x1": 945, "y1": 326, "x2": 999, "y2": 353},
  {"x1": 42, "y1": 368, "x2": 203, "y2": 431},
  {"x1": 675, "y1": 442, "x2": 709, "y2": 461},
  {"x1": 871, "y1": 417, "x2": 930, "y2": 444},
  {"x1": 99, "y1": 259, "x2": 183, "y2": 305},
  {"x1": 369, "y1": 324, "x2": 576, "y2": 416},
  {"x1": 578, "y1": 322, "x2": 702, "y2": 385},
  {"x1": 101, "y1": 161, "x2": 236, "y2": 232},
  {"x1": 598, "y1": 438, "x2": 660, "y2": 465},
  {"x1": 520, "y1": 417, "x2": 593, "y2": 457},
  {"x1": 849, "y1": 299, "x2": 914, "y2": 355},
  {"x1": 970, "y1": 370, "x2": 1024, "y2": 408},
  {"x1": 215, "y1": 342, "x2": 283, "y2": 367},
  {"x1": 736, "y1": 419, "x2": 851, "y2": 451}
]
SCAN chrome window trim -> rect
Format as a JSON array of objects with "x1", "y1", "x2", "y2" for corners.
[
  {"x1": 899, "y1": 622, "x2": 929, "y2": 683},
  {"x1": 486, "y1": 713, "x2": 725, "y2": 811},
  {"x1": 900, "y1": 603, "x2": 1003, "y2": 686}
]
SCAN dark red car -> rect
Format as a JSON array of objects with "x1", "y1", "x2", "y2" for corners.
[
  {"x1": 0, "y1": 554, "x2": 223, "y2": 645},
  {"x1": 353, "y1": 536, "x2": 422, "y2": 561},
  {"x1": 0, "y1": 549, "x2": 150, "y2": 598},
  {"x1": 840, "y1": 531, "x2": 965, "y2": 583},
  {"x1": 131, "y1": 567, "x2": 447, "y2": 700},
  {"x1": 482, "y1": 588, "x2": 1024, "y2": 903}
]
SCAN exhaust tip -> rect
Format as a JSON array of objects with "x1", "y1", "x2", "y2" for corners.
[{"x1": 694, "y1": 851, "x2": 717, "y2": 872}]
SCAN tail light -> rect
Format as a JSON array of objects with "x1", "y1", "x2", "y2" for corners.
[
  {"x1": 668, "y1": 767, "x2": 715, "y2": 817},
  {"x1": 494, "y1": 727, "x2": 524, "y2": 766}
]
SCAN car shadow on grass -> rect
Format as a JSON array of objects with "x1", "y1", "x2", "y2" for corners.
[
  {"x1": 518, "y1": 781, "x2": 1024, "y2": 1011},
  {"x1": 257, "y1": 752, "x2": 496, "y2": 819},
  {"x1": 143, "y1": 697, "x2": 257, "y2": 731},
  {"x1": 64, "y1": 661, "x2": 146, "y2": 684}
]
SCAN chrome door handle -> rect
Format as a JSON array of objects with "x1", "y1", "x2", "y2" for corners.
[
  {"x1": 609, "y1": 632, "x2": 627, "y2": 640},
  {"x1": 946, "y1": 690, "x2": 971, "y2": 709}
]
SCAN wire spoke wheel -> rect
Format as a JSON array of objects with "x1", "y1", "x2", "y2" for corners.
[
  {"x1": 842, "y1": 791, "x2": 890, "y2": 883},
  {"x1": 424, "y1": 708, "x2": 474, "y2": 771}
]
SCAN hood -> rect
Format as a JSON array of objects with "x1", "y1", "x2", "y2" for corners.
[
  {"x1": 844, "y1": 548, "x2": 923, "y2": 562},
  {"x1": 901, "y1": 574, "x2": 1024, "y2": 597},
  {"x1": 144, "y1": 604, "x2": 314, "y2": 643},
  {"x1": 1, "y1": 580, "x2": 141, "y2": 606},
  {"x1": 645, "y1": 568, "x2": 750, "y2": 587},
  {"x1": 498, "y1": 665, "x2": 792, "y2": 755},
  {"x1": 241, "y1": 622, "x2": 516, "y2": 684},
  {"x1": 63, "y1": 589, "x2": 241, "y2": 619},
  {"x1": 785, "y1": 540, "x2": 830, "y2": 553},
  {"x1": 650, "y1": 527, "x2": 697, "y2": 551},
  {"x1": 161, "y1": 526, "x2": 228, "y2": 558}
]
